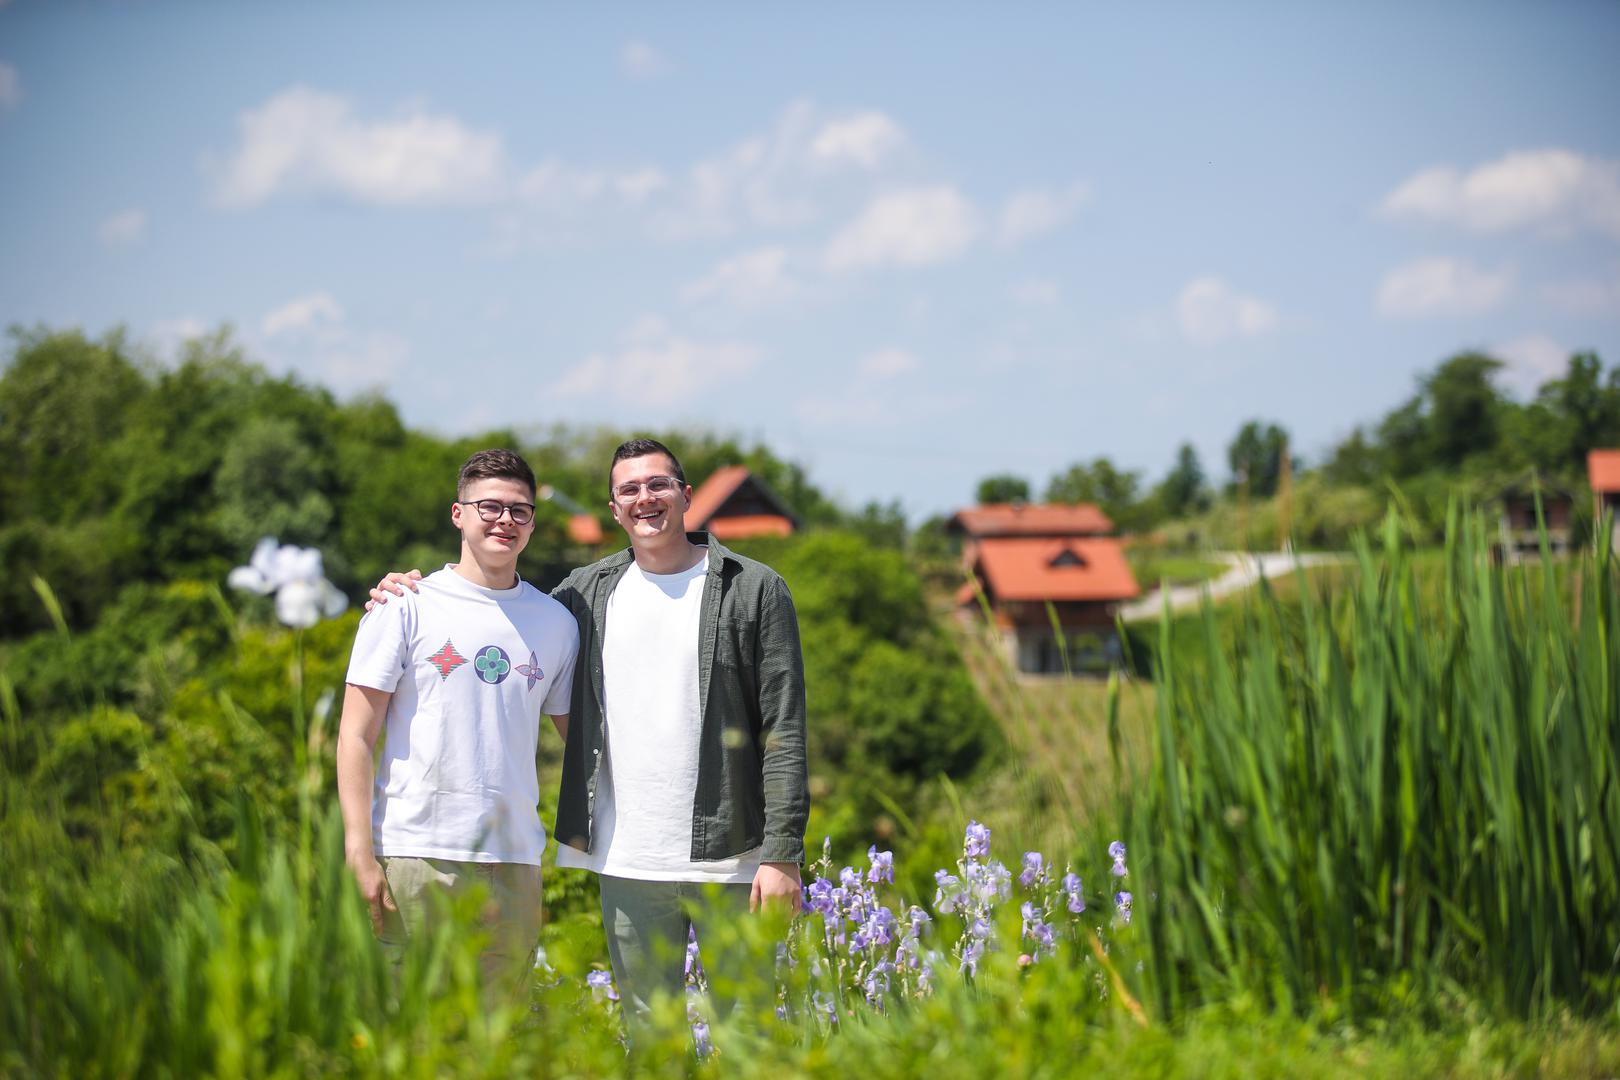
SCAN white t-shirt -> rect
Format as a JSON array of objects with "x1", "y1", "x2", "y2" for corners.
[
  {"x1": 346, "y1": 566, "x2": 578, "y2": 866},
  {"x1": 556, "y1": 550, "x2": 760, "y2": 883}
]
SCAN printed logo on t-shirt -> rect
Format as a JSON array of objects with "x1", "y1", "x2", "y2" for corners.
[
  {"x1": 427, "y1": 640, "x2": 468, "y2": 680},
  {"x1": 516, "y1": 650, "x2": 545, "y2": 691},
  {"x1": 474, "y1": 645, "x2": 512, "y2": 685}
]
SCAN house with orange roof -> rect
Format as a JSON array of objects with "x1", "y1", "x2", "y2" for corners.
[
  {"x1": 686, "y1": 465, "x2": 799, "y2": 540},
  {"x1": 1590, "y1": 449, "x2": 1620, "y2": 553},
  {"x1": 947, "y1": 503, "x2": 1140, "y2": 674}
]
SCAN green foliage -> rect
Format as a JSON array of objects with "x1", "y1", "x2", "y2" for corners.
[
  {"x1": 771, "y1": 533, "x2": 1002, "y2": 839},
  {"x1": 974, "y1": 473, "x2": 1030, "y2": 505},
  {"x1": 1127, "y1": 508, "x2": 1620, "y2": 1019},
  {"x1": 1226, "y1": 419, "x2": 1290, "y2": 497},
  {"x1": 1045, "y1": 456, "x2": 1148, "y2": 530},
  {"x1": 1156, "y1": 442, "x2": 1210, "y2": 518}
]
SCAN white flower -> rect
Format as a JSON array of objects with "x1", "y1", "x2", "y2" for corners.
[{"x1": 229, "y1": 537, "x2": 348, "y2": 628}]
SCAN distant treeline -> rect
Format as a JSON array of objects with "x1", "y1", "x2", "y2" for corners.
[
  {"x1": 0, "y1": 326, "x2": 908, "y2": 640},
  {"x1": 973, "y1": 349, "x2": 1620, "y2": 546}
]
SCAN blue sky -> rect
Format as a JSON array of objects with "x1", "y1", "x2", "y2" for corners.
[{"x1": 3, "y1": 2, "x2": 1618, "y2": 519}]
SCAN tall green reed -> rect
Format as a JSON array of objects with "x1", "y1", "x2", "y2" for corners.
[{"x1": 1126, "y1": 505, "x2": 1619, "y2": 1020}]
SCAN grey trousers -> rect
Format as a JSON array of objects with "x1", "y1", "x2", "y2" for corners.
[{"x1": 596, "y1": 874, "x2": 755, "y2": 1027}]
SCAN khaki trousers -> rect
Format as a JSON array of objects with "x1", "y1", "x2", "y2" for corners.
[{"x1": 380, "y1": 856, "x2": 542, "y2": 991}]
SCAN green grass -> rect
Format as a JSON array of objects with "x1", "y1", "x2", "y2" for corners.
[{"x1": 1127, "y1": 507, "x2": 1620, "y2": 1020}]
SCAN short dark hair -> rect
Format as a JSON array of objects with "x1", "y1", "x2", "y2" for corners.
[
  {"x1": 609, "y1": 437, "x2": 685, "y2": 491},
  {"x1": 458, "y1": 448, "x2": 536, "y2": 500}
]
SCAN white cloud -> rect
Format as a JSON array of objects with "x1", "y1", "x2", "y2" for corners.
[
  {"x1": 1175, "y1": 276, "x2": 1279, "y2": 345},
  {"x1": 615, "y1": 167, "x2": 669, "y2": 203},
  {"x1": 1543, "y1": 269, "x2": 1620, "y2": 316},
  {"x1": 1492, "y1": 334, "x2": 1570, "y2": 397},
  {"x1": 1375, "y1": 257, "x2": 1512, "y2": 318},
  {"x1": 1379, "y1": 149, "x2": 1620, "y2": 240},
  {"x1": 558, "y1": 317, "x2": 760, "y2": 406},
  {"x1": 859, "y1": 347, "x2": 920, "y2": 378},
  {"x1": 1008, "y1": 277, "x2": 1061, "y2": 306},
  {"x1": 997, "y1": 182, "x2": 1089, "y2": 246},
  {"x1": 148, "y1": 317, "x2": 211, "y2": 356},
  {"x1": 213, "y1": 85, "x2": 506, "y2": 208},
  {"x1": 255, "y1": 292, "x2": 405, "y2": 392},
  {"x1": 98, "y1": 209, "x2": 147, "y2": 248},
  {"x1": 261, "y1": 292, "x2": 344, "y2": 338},
  {"x1": 810, "y1": 111, "x2": 904, "y2": 169},
  {"x1": 824, "y1": 186, "x2": 979, "y2": 271},
  {"x1": 0, "y1": 62, "x2": 18, "y2": 111},
  {"x1": 620, "y1": 40, "x2": 668, "y2": 80},
  {"x1": 310, "y1": 331, "x2": 410, "y2": 392},
  {"x1": 682, "y1": 247, "x2": 798, "y2": 308},
  {"x1": 518, "y1": 159, "x2": 667, "y2": 207},
  {"x1": 659, "y1": 101, "x2": 907, "y2": 238}
]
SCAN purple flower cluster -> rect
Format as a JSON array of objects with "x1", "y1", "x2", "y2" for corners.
[{"x1": 587, "y1": 833, "x2": 1141, "y2": 1040}]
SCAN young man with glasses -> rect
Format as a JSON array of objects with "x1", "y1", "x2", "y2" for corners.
[
  {"x1": 369, "y1": 438, "x2": 808, "y2": 1029},
  {"x1": 337, "y1": 449, "x2": 579, "y2": 990}
]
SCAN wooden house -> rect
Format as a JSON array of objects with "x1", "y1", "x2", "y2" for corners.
[
  {"x1": 948, "y1": 503, "x2": 1140, "y2": 675},
  {"x1": 1490, "y1": 473, "x2": 1575, "y2": 564},
  {"x1": 1590, "y1": 450, "x2": 1620, "y2": 554},
  {"x1": 685, "y1": 466, "x2": 799, "y2": 540}
]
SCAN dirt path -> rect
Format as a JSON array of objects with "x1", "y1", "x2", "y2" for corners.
[{"x1": 1118, "y1": 550, "x2": 1349, "y2": 622}]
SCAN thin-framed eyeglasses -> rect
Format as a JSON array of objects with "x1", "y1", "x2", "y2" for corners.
[
  {"x1": 458, "y1": 499, "x2": 536, "y2": 525},
  {"x1": 612, "y1": 475, "x2": 683, "y2": 503}
]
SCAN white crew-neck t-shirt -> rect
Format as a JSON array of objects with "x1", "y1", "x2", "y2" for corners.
[
  {"x1": 556, "y1": 550, "x2": 760, "y2": 882},
  {"x1": 345, "y1": 566, "x2": 578, "y2": 866}
]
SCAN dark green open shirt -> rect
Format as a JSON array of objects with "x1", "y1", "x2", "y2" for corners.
[{"x1": 550, "y1": 533, "x2": 809, "y2": 866}]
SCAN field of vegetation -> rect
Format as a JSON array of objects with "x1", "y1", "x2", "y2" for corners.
[{"x1": 3, "y1": 328, "x2": 1619, "y2": 1075}]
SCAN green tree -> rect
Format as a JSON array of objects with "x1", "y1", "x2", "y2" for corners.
[
  {"x1": 1226, "y1": 420, "x2": 1289, "y2": 497},
  {"x1": 1156, "y1": 443, "x2": 1208, "y2": 518},
  {"x1": 1045, "y1": 457, "x2": 1145, "y2": 529},
  {"x1": 1424, "y1": 351, "x2": 1504, "y2": 468},
  {"x1": 975, "y1": 474, "x2": 1030, "y2": 505}
]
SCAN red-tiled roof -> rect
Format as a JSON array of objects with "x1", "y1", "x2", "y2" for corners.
[
  {"x1": 1590, "y1": 450, "x2": 1620, "y2": 493},
  {"x1": 686, "y1": 465, "x2": 750, "y2": 528},
  {"x1": 708, "y1": 514, "x2": 795, "y2": 540},
  {"x1": 970, "y1": 537, "x2": 1140, "y2": 603},
  {"x1": 566, "y1": 514, "x2": 604, "y2": 546},
  {"x1": 949, "y1": 503, "x2": 1114, "y2": 537}
]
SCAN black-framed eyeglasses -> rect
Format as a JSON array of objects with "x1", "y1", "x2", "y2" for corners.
[
  {"x1": 611, "y1": 475, "x2": 683, "y2": 503},
  {"x1": 458, "y1": 499, "x2": 536, "y2": 525}
]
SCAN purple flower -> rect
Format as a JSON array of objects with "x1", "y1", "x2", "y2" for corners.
[
  {"x1": 685, "y1": 926, "x2": 704, "y2": 983},
  {"x1": 813, "y1": 990, "x2": 839, "y2": 1024},
  {"x1": 839, "y1": 866, "x2": 862, "y2": 890},
  {"x1": 864, "y1": 959, "x2": 894, "y2": 1006},
  {"x1": 867, "y1": 846, "x2": 894, "y2": 884},
  {"x1": 866, "y1": 905, "x2": 898, "y2": 948},
  {"x1": 969, "y1": 915, "x2": 993, "y2": 941},
  {"x1": 1061, "y1": 871, "x2": 1086, "y2": 914},
  {"x1": 1109, "y1": 840, "x2": 1128, "y2": 877},
  {"x1": 959, "y1": 938, "x2": 985, "y2": 976},
  {"x1": 906, "y1": 905, "x2": 932, "y2": 936},
  {"x1": 934, "y1": 871, "x2": 963, "y2": 914},
  {"x1": 692, "y1": 1020, "x2": 713, "y2": 1058},
  {"x1": 806, "y1": 876, "x2": 837, "y2": 916},
  {"x1": 967, "y1": 859, "x2": 1011, "y2": 903},
  {"x1": 1114, "y1": 890, "x2": 1133, "y2": 924},
  {"x1": 586, "y1": 969, "x2": 618, "y2": 1002},
  {"x1": 964, "y1": 821, "x2": 991, "y2": 859},
  {"x1": 1019, "y1": 851, "x2": 1045, "y2": 888}
]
